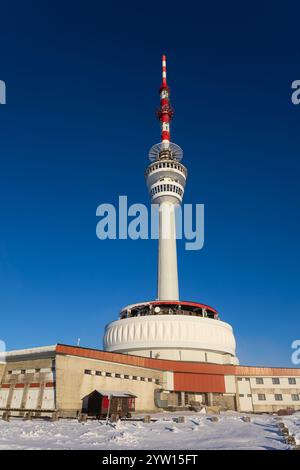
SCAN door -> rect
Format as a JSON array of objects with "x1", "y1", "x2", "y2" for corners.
[{"x1": 237, "y1": 379, "x2": 253, "y2": 412}]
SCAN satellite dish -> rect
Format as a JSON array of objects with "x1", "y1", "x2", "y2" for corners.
[{"x1": 154, "y1": 306, "x2": 161, "y2": 313}]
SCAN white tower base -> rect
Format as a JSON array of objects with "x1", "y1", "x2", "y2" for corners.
[{"x1": 104, "y1": 314, "x2": 239, "y2": 366}]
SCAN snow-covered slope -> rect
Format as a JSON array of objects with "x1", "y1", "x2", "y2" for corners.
[{"x1": 0, "y1": 412, "x2": 299, "y2": 450}]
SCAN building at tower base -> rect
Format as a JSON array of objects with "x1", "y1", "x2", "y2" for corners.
[{"x1": 0, "y1": 344, "x2": 300, "y2": 417}]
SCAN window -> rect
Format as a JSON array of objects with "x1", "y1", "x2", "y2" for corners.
[
  {"x1": 21, "y1": 370, "x2": 26, "y2": 374},
  {"x1": 132, "y1": 376, "x2": 137, "y2": 380},
  {"x1": 35, "y1": 368, "x2": 40, "y2": 373},
  {"x1": 289, "y1": 378, "x2": 296, "y2": 385},
  {"x1": 95, "y1": 371, "x2": 101, "y2": 376},
  {"x1": 247, "y1": 394, "x2": 252, "y2": 397},
  {"x1": 292, "y1": 394, "x2": 299, "y2": 401},
  {"x1": 245, "y1": 378, "x2": 250, "y2": 381},
  {"x1": 272, "y1": 378, "x2": 280, "y2": 385},
  {"x1": 140, "y1": 377, "x2": 145, "y2": 381},
  {"x1": 258, "y1": 394, "x2": 266, "y2": 401},
  {"x1": 256, "y1": 378, "x2": 264, "y2": 385},
  {"x1": 8, "y1": 371, "x2": 12, "y2": 375},
  {"x1": 84, "y1": 369, "x2": 92, "y2": 375},
  {"x1": 106, "y1": 372, "x2": 112, "y2": 377},
  {"x1": 155, "y1": 379, "x2": 159, "y2": 384},
  {"x1": 275, "y1": 394, "x2": 283, "y2": 401},
  {"x1": 124, "y1": 375, "x2": 129, "y2": 379},
  {"x1": 115, "y1": 373, "x2": 121, "y2": 378},
  {"x1": 239, "y1": 394, "x2": 244, "y2": 397},
  {"x1": 237, "y1": 377, "x2": 242, "y2": 381}
]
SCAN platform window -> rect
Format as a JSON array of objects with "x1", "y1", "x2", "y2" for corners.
[
  {"x1": 258, "y1": 394, "x2": 266, "y2": 401},
  {"x1": 275, "y1": 394, "x2": 283, "y2": 401},
  {"x1": 272, "y1": 378, "x2": 280, "y2": 385},
  {"x1": 256, "y1": 378, "x2": 264, "y2": 385},
  {"x1": 84, "y1": 369, "x2": 92, "y2": 375},
  {"x1": 292, "y1": 394, "x2": 299, "y2": 401},
  {"x1": 289, "y1": 378, "x2": 296, "y2": 385}
]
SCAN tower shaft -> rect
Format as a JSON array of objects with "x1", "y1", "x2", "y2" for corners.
[{"x1": 158, "y1": 202, "x2": 179, "y2": 300}]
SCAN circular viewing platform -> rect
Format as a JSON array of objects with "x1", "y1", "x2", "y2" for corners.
[{"x1": 119, "y1": 300, "x2": 218, "y2": 320}]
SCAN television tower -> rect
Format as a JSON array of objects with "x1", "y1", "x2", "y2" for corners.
[
  {"x1": 104, "y1": 55, "x2": 238, "y2": 366},
  {"x1": 146, "y1": 55, "x2": 187, "y2": 300}
]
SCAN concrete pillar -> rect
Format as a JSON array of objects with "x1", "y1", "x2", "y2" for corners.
[
  {"x1": 20, "y1": 384, "x2": 29, "y2": 410},
  {"x1": 207, "y1": 393, "x2": 213, "y2": 406},
  {"x1": 158, "y1": 202, "x2": 179, "y2": 300}
]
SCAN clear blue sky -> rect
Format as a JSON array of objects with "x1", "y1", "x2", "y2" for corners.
[{"x1": 0, "y1": 1, "x2": 299, "y2": 366}]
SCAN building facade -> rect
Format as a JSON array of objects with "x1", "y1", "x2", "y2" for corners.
[{"x1": 0, "y1": 344, "x2": 300, "y2": 417}]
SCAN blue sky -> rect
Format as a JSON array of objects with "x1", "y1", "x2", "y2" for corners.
[{"x1": 0, "y1": 1, "x2": 299, "y2": 366}]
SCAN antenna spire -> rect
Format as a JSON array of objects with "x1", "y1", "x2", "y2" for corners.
[
  {"x1": 157, "y1": 54, "x2": 174, "y2": 150},
  {"x1": 148, "y1": 55, "x2": 183, "y2": 162}
]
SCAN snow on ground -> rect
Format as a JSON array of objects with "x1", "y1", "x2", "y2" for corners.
[{"x1": 0, "y1": 411, "x2": 299, "y2": 450}]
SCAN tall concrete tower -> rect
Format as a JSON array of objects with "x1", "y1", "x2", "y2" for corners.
[
  {"x1": 146, "y1": 55, "x2": 187, "y2": 301},
  {"x1": 103, "y1": 56, "x2": 239, "y2": 366}
]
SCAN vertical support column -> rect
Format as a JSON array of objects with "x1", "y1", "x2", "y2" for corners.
[
  {"x1": 6, "y1": 386, "x2": 14, "y2": 410},
  {"x1": 20, "y1": 384, "x2": 29, "y2": 412},
  {"x1": 207, "y1": 392, "x2": 214, "y2": 406},
  {"x1": 158, "y1": 202, "x2": 179, "y2": 300}
]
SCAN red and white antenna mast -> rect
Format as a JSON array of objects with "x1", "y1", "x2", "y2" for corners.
[
  {"x1": 148, "y1": 55, "x2": 183, "y2": 162},
  {"x1": 158, "y1": 55, "x2": 174, "y2": 149}
]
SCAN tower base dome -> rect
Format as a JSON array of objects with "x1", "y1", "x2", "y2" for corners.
[{"x1": 103, "y1": 301, "x2": 239, "y2": 365}]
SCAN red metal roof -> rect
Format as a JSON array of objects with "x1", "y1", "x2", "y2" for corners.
[{"x1": 56, "y1": 344, "x2": 300, "y2": 376}]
